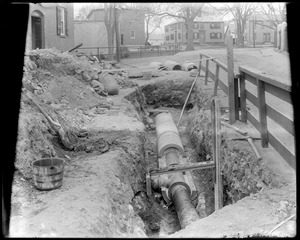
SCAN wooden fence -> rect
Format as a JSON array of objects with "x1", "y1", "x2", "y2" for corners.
[
  {"x1": 239, "y1": 65, "x2": 295, "y2": 169},
  {"x1": 198, "y1": 53, "x2": 295, "y2": 170}
]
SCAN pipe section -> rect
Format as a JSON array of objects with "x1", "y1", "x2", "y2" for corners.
[
  {"x1": 155, "y1": 113, "x2": 184, "y2": 157},
  {"x1": 164, "y1": 60, "x2": 183, "y2": 71},
  {"x1": 182, "y1": 62, "x2": 198, "y2": 71}
]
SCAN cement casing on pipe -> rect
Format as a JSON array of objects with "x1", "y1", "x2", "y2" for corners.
[
  {"x1": 182, "y1": 62, "x2": 198, "y2": 71},
  {"x1": 155, "y1": 112, "x2": 179, "y2": 139},
  {"x1": 155, "y1": 113, "x2": 184, "y2": 157},
  {"x1": 157, "y1": 131, "x2": 184, "y2": 157},
  {"x1": 164, "y1": 60, "x2": 183, "y2": 71}
]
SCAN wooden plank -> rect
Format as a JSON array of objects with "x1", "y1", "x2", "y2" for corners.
[
  {"x1": 226, "y1": 34, "x2": 237, "y2": 124},
  {"x1": 257, "y1": 79, "x2": 269, "y2": 148},
  {"x1": 239, "y1": 65, "x2": 291, "y2": 91},
  {"x1": 247, "y1": 110, "x2": 261, "y2": 133},
  {"x1": 149, "y1": 161, "x2": 215, "y2": 176},
  {"x1": 246, "y1": 89, "x2": 259, "y2": 107},
  {"x1": 212, "y1": 99, "x2": 223, "y2": 210},
  {"x1": 244, "y1": 72, "x2": 257, "y2": 86},
  {"x1": 266, "y1": 105, "x2": 294, "y2": 136},
  {"x1": 234, "y1": 77, "x2": 239, "y2": 120},
  {"x1": 199, "y1": 54, "x2": 202, "y2": 75},
  {"x1": 205, "y1": 59, "x2": 210, "y2": 85},
  {"x1": 218, "y1": 79, "x2": 229, "y2": 95},
  {"x1": 265, "y1": 83, "x2": 292, "y2": 105},
  {"x1": 268, "y1": 131, "x2": 296, "y2": 169},
  {"x1": 214, "y1": 64, "x2": 220, "y2": 96},
  {"x1": 240, "y1": 72, "x2": 247, "y2": 123},
  {"x1": 213, "y1": 58, "x2": 228, "y2": 72}
]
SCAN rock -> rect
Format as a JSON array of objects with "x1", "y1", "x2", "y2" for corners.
[
  {"x1": 75, "y1": 69, "x2": 83, "y2": 75},
  {"x1": 90, "y1": 71, "x2": 99, "y2": 80},
  {"x1": 82, "y1": 71, "x2": 92, "y2": 82}
]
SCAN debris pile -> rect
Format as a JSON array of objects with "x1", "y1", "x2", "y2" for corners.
[{"x1": 17, "y1": 48, "x2": 137, "y2": 179}]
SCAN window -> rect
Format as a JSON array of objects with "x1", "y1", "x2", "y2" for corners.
[
  {"x1": 170, "y1": 25, "x2": 174, "y2": 31},
  {"x1": 193, "y1": 23, "x2": 199, "y2": 29},
  {"x1": 165, "y1": 26, "x2": 169, "y2": 32},
  {"x1": 200, "y1": 23, "x2": 204, "y2": 29},
  {"x1": 193, "y1": 32, "x2": 199, "y2": 39},
  {"x1": 56, "y1": 6, "x2": 68, "y2": 37},
  {"x1": 130, "y1": 30, "x2": 135, "y2": 39},
  {"x1": 178, "y1": 23, "x2": 181, "y2": 30},
  {"x1": 210, "y1": 23, "x2": 220, "y2": 29},
  {"x1": 170, "y1": 34, "x2": 174, "y2": 40},
  {"x1": 210, "y1": 32, "x2": 222, "y2": 39},
  {"x1": 121, "y1": 34, "x2": 124, "y2": 45},
  {"x1": 178, "y1": 33, "x2": 181, "y2": 40},
  {"x1": 166, "y1": 36, "x2": 169, "y2": 41}
]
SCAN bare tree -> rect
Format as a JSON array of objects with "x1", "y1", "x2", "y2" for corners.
[
  {"x1": 221, "y1": 3, "x2": 258, "y2": 48},
  {"x1": 157, "y1": 3, "x2": 206, "y2": 51},
  {"x1": 255, "y1": 3, "x2": 286, "y2": 30},
  {"x1": 104, "y1": 3, "x2": 115, "y2": 61},
  {"x1": 122, "y1": 3, "x2": 166, "y2": 44}
]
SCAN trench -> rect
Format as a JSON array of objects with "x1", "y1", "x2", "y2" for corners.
[{"x1": 122, "y1": 80, "x2": 269, "y2": 237}]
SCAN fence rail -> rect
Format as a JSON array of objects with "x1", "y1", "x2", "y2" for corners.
[
  {"x1": 239, "y1": 65, "x2": 295, "y2": 169},
  {"x1": 77, "y1": 43, "x2": 182, "y2": 60},
  {"x1": 198, "y1": 53, "x2": 295, "y2": 170}
]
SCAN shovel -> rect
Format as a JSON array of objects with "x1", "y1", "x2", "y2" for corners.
[{"x1": 24, "y1": 90, "x2": 74, "y2": 150}]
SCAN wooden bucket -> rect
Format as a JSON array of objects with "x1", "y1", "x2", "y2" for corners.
[{"x1": 32, "y1": 158, "x2": 65, "y2": 190}]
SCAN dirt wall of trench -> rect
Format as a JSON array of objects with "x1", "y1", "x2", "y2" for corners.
[{"x1": 186, "y1": 105, "x2": 279, "y2": 214}]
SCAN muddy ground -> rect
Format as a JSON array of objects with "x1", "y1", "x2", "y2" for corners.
[{"x1": 8, "y1": 48, "x2": 296, "y2": 237}]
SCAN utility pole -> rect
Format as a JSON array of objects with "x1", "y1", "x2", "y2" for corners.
[
  {"x1": 253, "y1": 14, "x2": 256, "y2": 48},
  {"x1": 114, "y1": 4, "x2": 121, "y2": 62}
]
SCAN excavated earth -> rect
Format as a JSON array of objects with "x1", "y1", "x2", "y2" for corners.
[{"x1": 9, "y1": 48, "x2": 296, "y2": 238}]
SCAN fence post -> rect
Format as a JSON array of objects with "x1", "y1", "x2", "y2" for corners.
[
  {"x1": 211, "y1": 98, "x2": 223, "y2": 211},
  {"x1": 257, "y1": 79, "x2": 269, "y2": 148},
  {"x1": 226, "y1": 34, "x2": 237, "y2": 124},
  {"x1": 199, "y1": 54, "x2": 203, "y2": 75},
  {"x1": 239, "y1": 72, "x2": 247, "y2": 123},
  {"x1": 213, "y1": 64, "x2": 220, "y2": 96},
  {"x1": 205, "y1": 59, "x2": 209, "y2": 85},
  {"x1": 97, "y1": 48, "x2": 100, "y2": 60},
  {"x1": 234, "y1": 76, "x2": 239, "y2": 120}
]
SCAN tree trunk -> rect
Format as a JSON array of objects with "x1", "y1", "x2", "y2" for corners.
[
  {"x1": 185, "y1": 19, "x2": 194, "y2": 51},
  {"x1": 145, "y1": 19, "x2": 150, "y2": 44},
  {"x1": 236, "y1": 21, "x2": 244, "y2": 48},
  {"x1": 104, "y1": 4, "x2": 115, "y2": 61}
]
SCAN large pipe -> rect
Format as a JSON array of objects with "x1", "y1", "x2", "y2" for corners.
[
  {"x1": 164, "y1": 60, "x2": 183, "y2": 71},
  {"x1": 155, "y1": 113, "x2": 199, "y2": 229}
]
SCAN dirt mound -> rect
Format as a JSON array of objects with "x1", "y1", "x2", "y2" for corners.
[{"x1": 16, "y1": 48, "x2": 138, "y2": 179}]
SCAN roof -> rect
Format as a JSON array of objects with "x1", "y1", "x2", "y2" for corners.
[
  {"x1": 87, "y1": 7, "x2": 145, "y2": 19},
  {"x1": 165, "y1": 18, "x2": 224, "y2": 27}
]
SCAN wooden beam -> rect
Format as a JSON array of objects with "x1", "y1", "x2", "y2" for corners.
[
  {"x1": 268, "y1": 131, "x2": 296, "y2": 169},
  {"x1": 240, "y1": 72, "x2": 247, "y2": 123},
  {"x1": 211, "y1": 99, "x2": 223, "y2": 211},
  {"x1": 257, "y1": 79, "x2": 269, "y2": 148},
  {"x1": 149, "y1": 161, "x2": 215, "y2": 176},
  {"x1": 205, "y1": 59, "x2": 210, "y2": 85},
  {"x1": 226, "y1": 35, "x2": 237, "y2": 124},
  {"x1": 214, "y1": 64, "x2": 220, "y2": 96}
]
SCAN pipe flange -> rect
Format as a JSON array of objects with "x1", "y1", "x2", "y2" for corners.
[{"x1": 168, "y1": 181, "x2": 191, "y2": 201}]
